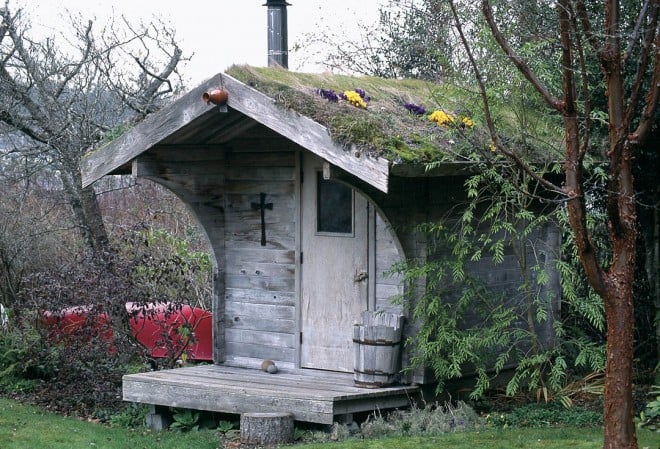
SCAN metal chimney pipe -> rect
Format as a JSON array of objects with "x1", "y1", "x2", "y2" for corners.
[{"x1": 264, "y1": 0, "x2": 290, "y2": 68}]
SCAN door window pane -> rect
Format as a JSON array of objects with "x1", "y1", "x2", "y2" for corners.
[{"x1": 317, "y1": 174, "x2": 353, "y2": 234}]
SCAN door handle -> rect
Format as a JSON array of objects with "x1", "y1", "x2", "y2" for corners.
[{"x1": 354, "y1": 271, "x2": 368, "y2": 282}]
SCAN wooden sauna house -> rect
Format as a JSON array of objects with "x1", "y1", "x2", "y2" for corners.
[{"x1": 81, "y1": 66, "x2": 562, "y2": 424}]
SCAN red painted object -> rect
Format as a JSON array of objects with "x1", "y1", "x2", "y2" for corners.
[
  {"x1": 42, "y1": 303, "x2": 213, "y2": 362},
  {"x1": 127, "y1": 302, "x2": 213, "y2": 361},
  {"x1": 43, "y1": 305, "x2": 114, "y2": 342}
]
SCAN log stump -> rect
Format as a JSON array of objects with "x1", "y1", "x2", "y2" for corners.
[{"x1": 240, "y1": 412, "x2": 294, "y2": 446}]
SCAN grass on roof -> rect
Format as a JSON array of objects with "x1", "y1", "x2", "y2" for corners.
[{"x1": 225, "y1": 65, "x2": 564, "y2": 165}]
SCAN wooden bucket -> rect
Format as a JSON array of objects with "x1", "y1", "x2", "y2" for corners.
[{"x1": 353, "y1": 311, "x2": 404, "y2": 388}]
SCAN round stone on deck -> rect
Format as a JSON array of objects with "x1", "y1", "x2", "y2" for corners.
[{"x1": 240, "y1": 412, "x2": 294, "y2": 446}]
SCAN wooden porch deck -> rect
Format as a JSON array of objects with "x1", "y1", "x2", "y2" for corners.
[{"x1": 123, "y1": 364, "x2": 420, "y2": 424}]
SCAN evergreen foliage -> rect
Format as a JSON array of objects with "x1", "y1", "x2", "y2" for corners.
[{"x1": 396, "y1": 162, "x2": 606, "y2": 401}]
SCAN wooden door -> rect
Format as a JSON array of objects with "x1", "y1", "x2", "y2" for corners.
[{"x1": 300, "y1": 155, "x2": 370, "y2": 372}]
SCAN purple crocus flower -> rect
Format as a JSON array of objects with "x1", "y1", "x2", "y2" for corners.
[
  {"x1": 354, "y1": 88, "x2": 371, "y2": 102},
  {"x1": 317, "y1": 88, "x2": 339, "y2": 102},
  {"x1": 404, "y1": 102, "x2": 427, "y2": 115}
]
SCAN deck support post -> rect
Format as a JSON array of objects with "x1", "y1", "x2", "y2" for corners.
[
  {"x1": 145, "y1": 405, "x2": 171, "y2": 431},
  {"x1": 240, "y1": 412, "x2": 294, "y2": 446},
  {"x1": 336, "y1": 413, "x2": 354, "y2": 425}
]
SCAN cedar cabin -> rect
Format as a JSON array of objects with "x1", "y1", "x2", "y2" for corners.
[
  {"x1": 80, "y1": 0, "x2": 559, "y2": 426},
  {"x1": 80, "y1": 65, "x2": 562, "y2": 425}
]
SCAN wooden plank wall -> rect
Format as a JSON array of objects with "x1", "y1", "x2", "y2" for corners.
[
  {"x1": 374, "y1": 213, "x2": 404, "y2": 314},
  {"x1": 137, "y1": 135, "x2": 408, "y2": 372},
  {"x1": 221, "y1": 137, "x2": 298, "y2": 369},
  {"x1": 135, "y1": 128, "x2": 299, "y2": 369},
  {"x1": 367, "y1": 176, "x2": 430, "y2": 384}
]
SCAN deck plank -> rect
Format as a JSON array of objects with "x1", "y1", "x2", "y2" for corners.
[
  {"x1": 125, "y1": 367, "x2": 409, "y2": 400},
  {"x1": 123, "y1": 364, "x2": 419, "y2": 424}
]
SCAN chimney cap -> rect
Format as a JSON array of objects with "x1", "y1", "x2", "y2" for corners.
[{"x1": 263, "y1": 0, "x2": 291, "y2": 6}]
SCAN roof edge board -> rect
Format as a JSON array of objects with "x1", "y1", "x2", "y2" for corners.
[{"x1": 81, "y1": 73, "x2": 226, "y2": 188}]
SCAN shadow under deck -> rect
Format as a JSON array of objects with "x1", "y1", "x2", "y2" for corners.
[{"x1": 123, "y1": 364, "x2": 419, "y2": 424}]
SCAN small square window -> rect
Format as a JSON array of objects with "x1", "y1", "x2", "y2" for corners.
[{"x1": 317, "y1": 174, "x2": 353, "y2": 234}]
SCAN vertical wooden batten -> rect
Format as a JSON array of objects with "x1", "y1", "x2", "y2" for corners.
[
  {"x1": 294, "y1": 149, "x2": 303, "y2": 368},
  {"x1": 367, "y1": 202, "x2": 377, "y2": 312}
]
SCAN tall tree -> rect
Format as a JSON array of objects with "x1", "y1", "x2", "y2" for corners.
[
  {"x1": 0, "y1": 3, "x2": 185, "y2": 257},
  {"x1": 299, "y1": 0, "x2": 454, "y2": 80},
  {"x1": 447, "y1": 1, "x2": 658, "y2": 447}
]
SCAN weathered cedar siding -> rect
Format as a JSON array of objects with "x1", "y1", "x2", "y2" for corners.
[
  {"x1": 221, "y1": 135, "x2": 298, "y2": 369},
  {"x1": 133, "y1": 124, "x2": 300, "y2": 368},
  {"x1": 130, "y1": 129, "x2": 559, "y2": 385},
  {"x1": 375, "y1": 213, "x2": 404, "y2": 313}
]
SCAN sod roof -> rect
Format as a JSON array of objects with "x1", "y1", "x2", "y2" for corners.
[{"x1": 225, "y1": 65, "x2": 564, "y2": 166}]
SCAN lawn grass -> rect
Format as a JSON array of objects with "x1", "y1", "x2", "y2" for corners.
[
  {"x1": 1, "y1": 397, "x2": 658, "y2": 449},
  {"x1": 297, "y1": 428, "x2": 660, "y2": 449},
  {"x1": 0, "y1": 398, "x2": 217, "y2": 449}
]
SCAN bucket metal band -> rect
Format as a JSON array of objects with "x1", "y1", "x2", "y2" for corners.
[
  {"x1": 352, "y1": 338, "x2": 400, "y2": 347},
  {"x1": 354, "y1": 368, "x2": 393, "y2": 376}
]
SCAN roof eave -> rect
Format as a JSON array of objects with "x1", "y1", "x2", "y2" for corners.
[
  {"x1": 81, "y1": 73, "x2": 390, "y2": 193},
  {"x1": 81, "y1": 73, "x2": 227, "y2": 188}
]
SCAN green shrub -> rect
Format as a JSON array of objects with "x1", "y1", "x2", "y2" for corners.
[
  {"x1": 108, "y1": 403, "x2": 150, "y2": 429},
  {"x1": 397, "y1": 167, "x2": 607, "y2": 401},
  {"x1": 217, "y1": 420, "x2": 236, "y2": 433},
  {"x1": 638, "y1": 385, "x2": 660, "y2": 431},
  {"x1": 0, "y1": 323, "x2": 60, "y2": 392},
  {"x1": 361, "y1": 401, "x2": 484, "y2": 438},
  {"x1": 169, "y1": 408, "x2": 200, "y2": 432},
  {"x1": 485, "y1": 402, "x2": 602, "y2": 428}
]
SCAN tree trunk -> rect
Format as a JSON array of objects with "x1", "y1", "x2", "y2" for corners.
[
  {"x1": 655, "y1": 208, "x2": 660, "y2": 362},
  {"x1": 61, "y1": 169, "x2": 110, "y2": 257},
  {"x1": 80, "y1": 184, "x2": 110, "y2": 254},
  {"x1": 240, "y1": 412, "x2": 294, "y2": 446},
  {"x1": 602, "y1": 275, "x2": 637, "y2": 449}
]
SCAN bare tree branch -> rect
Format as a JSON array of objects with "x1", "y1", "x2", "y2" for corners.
[
  {"x1": 54, "y1": 19, "x2": 94, "y2": 99},
  {"x1": 568, "y1": 1, "x2": 592, "y2": 161},
  {"x1": 626, "y1": 0, "x2": 660, "y2": 142},
  {"x1": 0, "y1": 109, "x2": 48, "y2": 144},
  {"x1": 481, "y1": 0, "x2": 562, "y2": 111},
  {"x1": 0, "y1": 4, "x2": 186, "y2": 257},
  {"x1": 450, "y1": 0, "x2": 563, "y2": 196},
  {"x1": 575, "y1": 0, "x2": 601, "y2": 51},
  {"x1": 557, "y1": 0, "x2": 608, "y2": 296},
  {"x1": 623, "y1": 0, "x2": 651, "y2": 62}
]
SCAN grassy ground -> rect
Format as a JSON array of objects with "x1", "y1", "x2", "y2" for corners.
[
  {"x1": 297, "y1": 429, "x2": 660, "y2": 449},
  {"x1": 1, "y1": 398, "x2": 658, "y2": 449},
  {"x1": 0, "y1": 398, "x2": 217, "y2": 449}
]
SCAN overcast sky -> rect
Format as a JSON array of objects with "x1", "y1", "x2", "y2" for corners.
[{"x1": 12, "y1": 0, "x2": 385, "y2": 86}]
